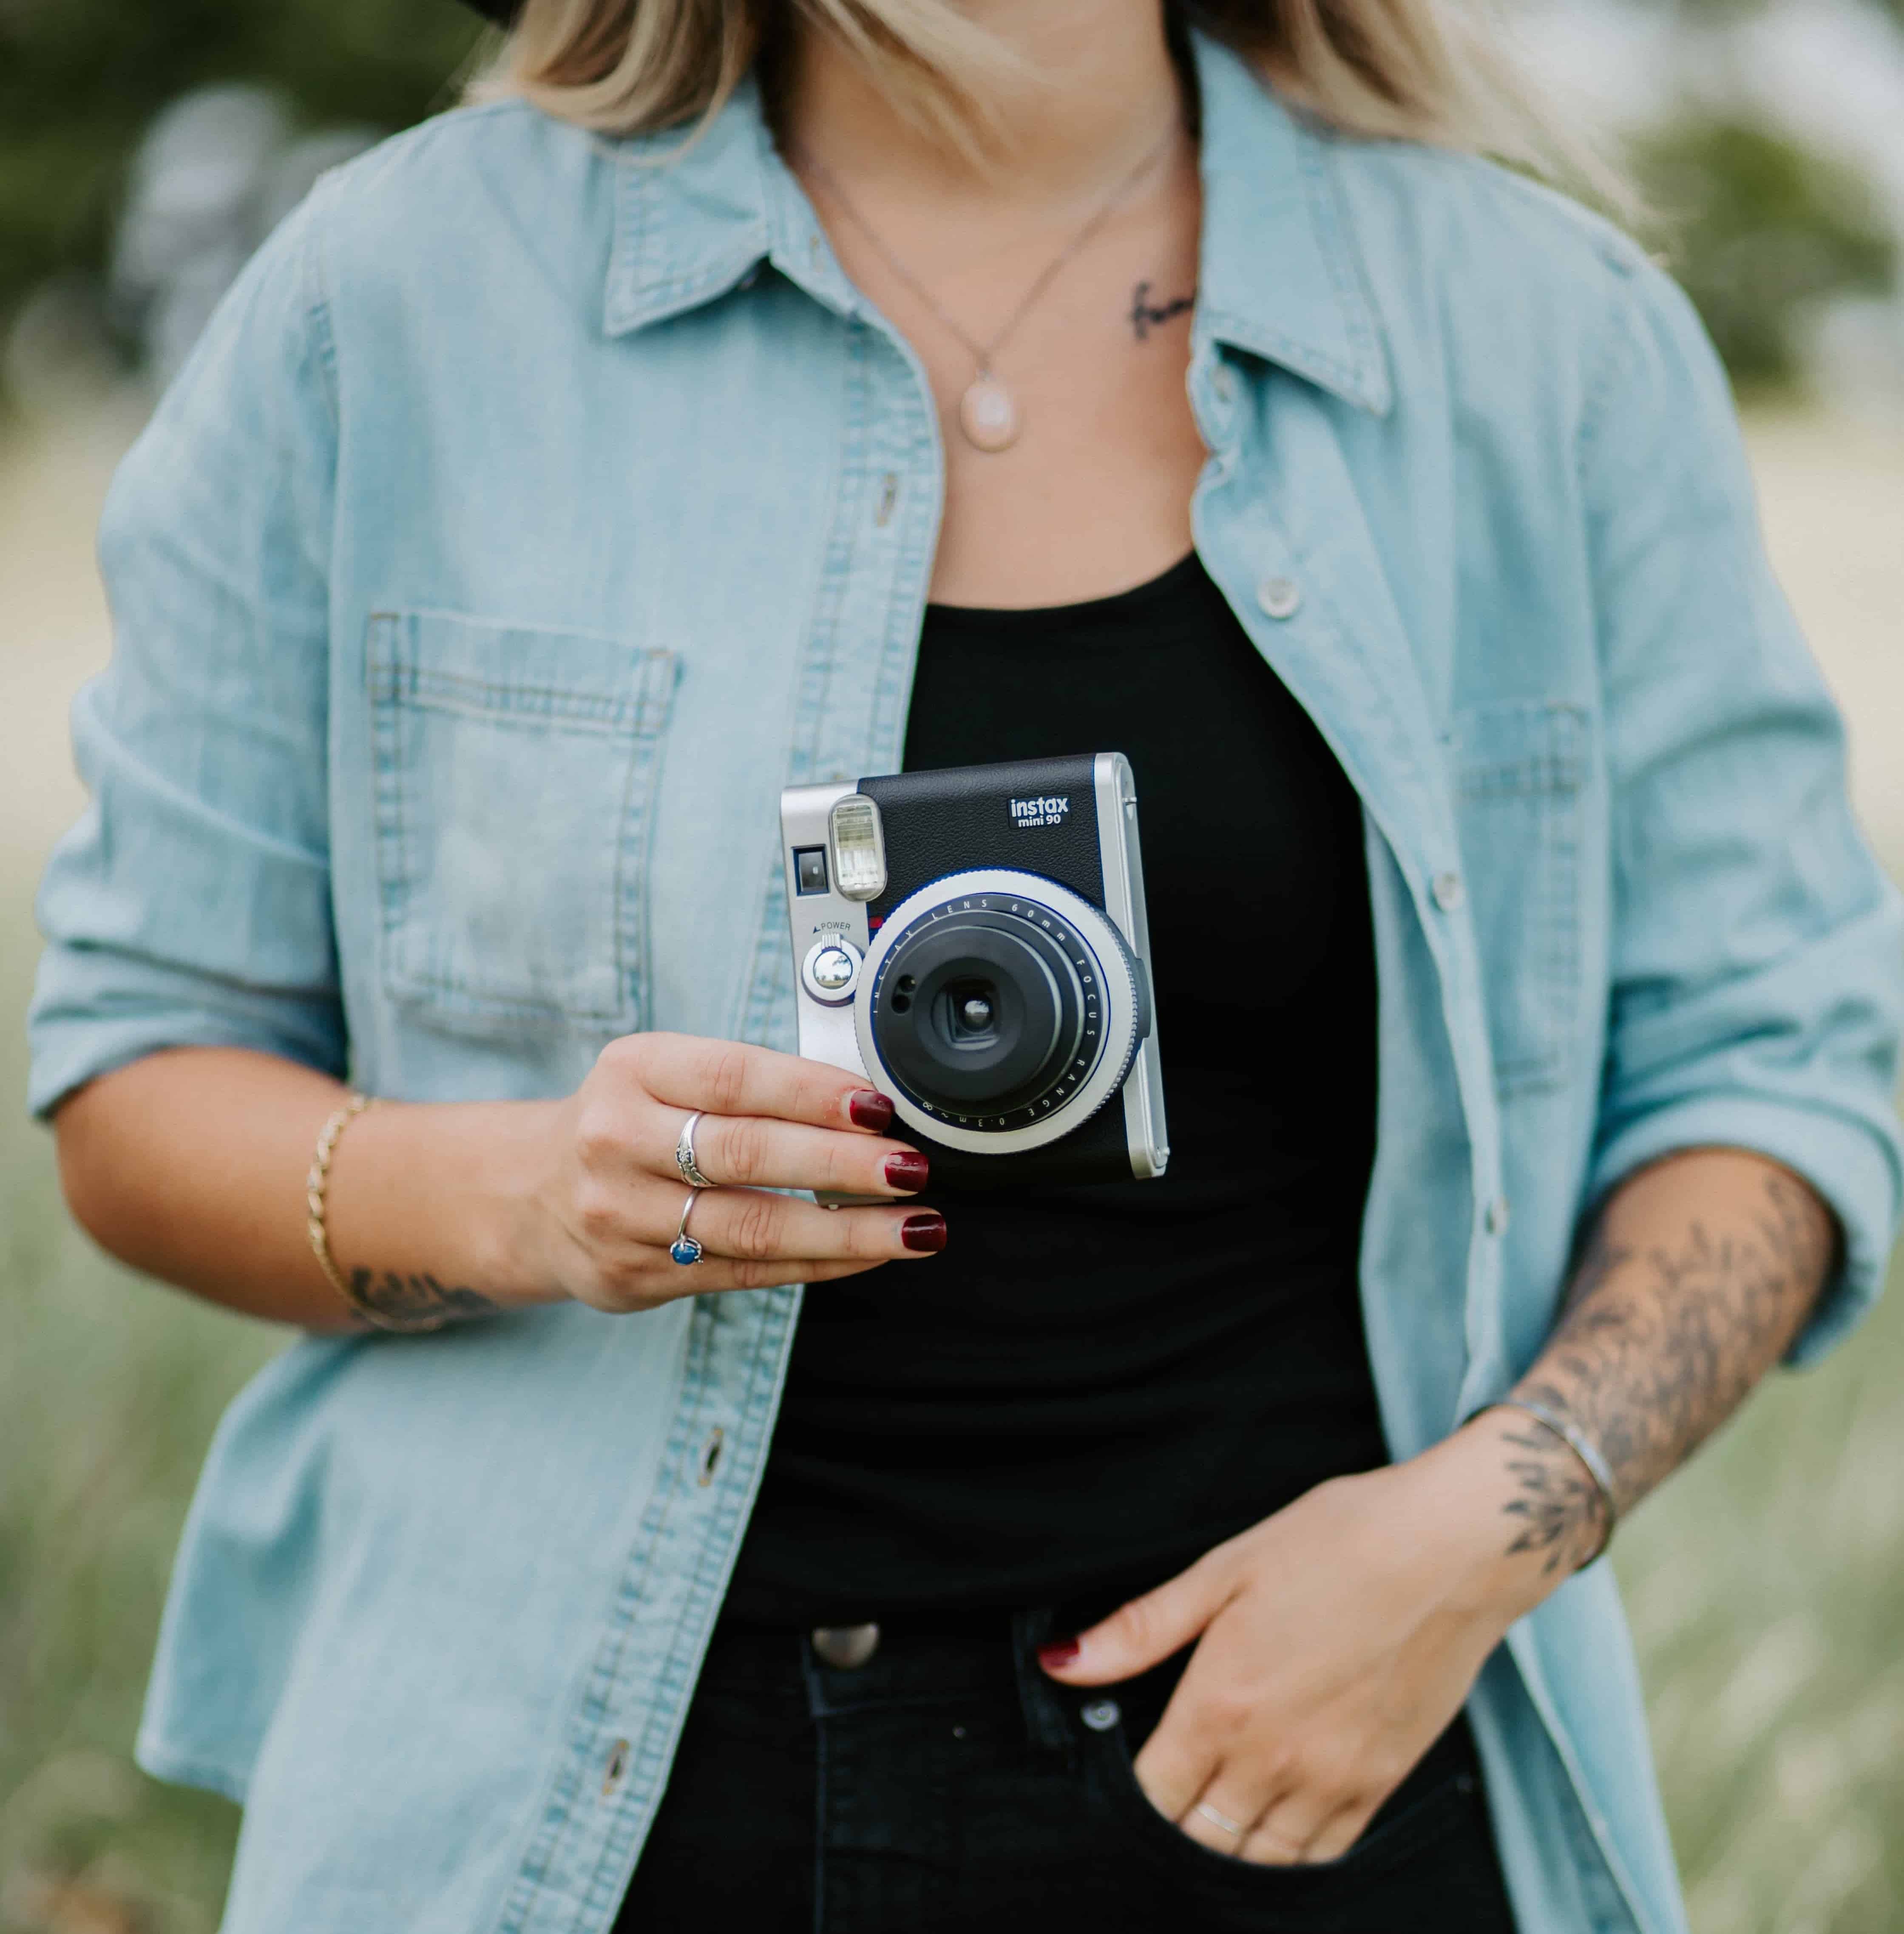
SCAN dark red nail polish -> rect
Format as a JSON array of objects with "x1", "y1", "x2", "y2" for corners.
[
  {"x1": 884, "y1": 1151, "x2": 930, "y2": 1191},
  {"x1": 901, "y1": 1212, "x2": 948, "y2": 1253},
  {"x1": 1038, "y1": 1638, "x2": 1081, "y2": 1670},
  {"x1": 849, "y1": 1090, "x2": 894, "y2": 1131}
]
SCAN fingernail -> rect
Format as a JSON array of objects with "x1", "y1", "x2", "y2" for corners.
[
  {"x1": 849, "y1": 1090, "x2": 894, "y2": 1131},
  {"x1": 1038, "y1": 1638, "x2": 1081, "y2": 1670},
  {"x1": 884, "y1": 1151, "x2": 930, "y2": 1191},
  {"x1": 900, "y1": 1212, "x2": 947, "y2": 1253}
]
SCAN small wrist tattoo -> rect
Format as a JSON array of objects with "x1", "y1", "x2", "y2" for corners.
[
  {"x1": 1129, "y1": 278, "x2": 1195, "y2": 342},
  {"x1": 347, "y1": 1267, "x2": 499, "y2": 1332}
]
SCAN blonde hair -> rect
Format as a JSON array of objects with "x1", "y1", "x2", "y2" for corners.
[{"x1": 470, "y1": 0, "x2": 1616, "y2": 204}]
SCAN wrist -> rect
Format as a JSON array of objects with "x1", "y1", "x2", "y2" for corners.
[
  {"x1": 1405, "y1": 1418, "x2": 1586, "y2": 1631},
  {"x1": 456, "y1": 1099, "x2": 572, "y2": 1309},
  {"x1": 325, "y1": 1098, "x2": 568, "y2": 1317}
]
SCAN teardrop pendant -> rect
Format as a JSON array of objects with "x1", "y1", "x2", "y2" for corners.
[{"x1": 958, "y1": 374, "x2": 1020, "y2": 453}]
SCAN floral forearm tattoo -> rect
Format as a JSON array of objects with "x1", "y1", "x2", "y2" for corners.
[
  {"x1": 1499, "y1": 1164, "x2": 1835, "y2": 1569},
  {"x1": 347, "y1": 1267, "x2": 498, "y2": 1331}
]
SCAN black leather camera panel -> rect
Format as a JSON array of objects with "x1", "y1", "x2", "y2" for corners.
[{"x1": 860, "y1": 754, "x2": 1105, "y2": 921}]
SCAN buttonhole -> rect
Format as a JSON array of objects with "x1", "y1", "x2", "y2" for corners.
[
  {"x1": 602, "y1": 1737, "x2": 630, "y2": 1796},
  {"x1": 696, "y1": 1426, "x2": 725, "y2": 1487},
  {"x1": 875, "y1": 472, "x2": 899, "y2": 527}
]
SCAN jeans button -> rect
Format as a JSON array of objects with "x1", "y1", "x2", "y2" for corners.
[{"x1": 811, "y1": 1622, "x2": 881, "y2": 1669}]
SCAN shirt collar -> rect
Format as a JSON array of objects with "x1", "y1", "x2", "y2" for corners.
[
  {"x1": 601, "y1": 34, "x2": 1391, "y2": 417},
  {"x1": 1188, "y1": 35, "x2": 1392, "y2": 415}
]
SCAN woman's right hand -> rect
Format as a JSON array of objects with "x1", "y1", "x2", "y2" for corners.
[{"x1": 513, "y1": 1032, "x2": 945, "y2": 1312}]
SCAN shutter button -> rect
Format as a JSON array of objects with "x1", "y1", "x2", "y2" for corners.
[
  {"x1": 1256, "y1": 576, "x2": 1301, "y2": 620},
  {"x1": 811, "y1": 1623, "x2": 880, "y2": 1669}
]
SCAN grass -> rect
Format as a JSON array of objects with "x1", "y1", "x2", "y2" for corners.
[
  {"x1": 0, "y1": 874, "x2": 270, "y2": 1933},
  {"x1": 2, "y1": 877, "x2": 1901, "y2": 1934}
]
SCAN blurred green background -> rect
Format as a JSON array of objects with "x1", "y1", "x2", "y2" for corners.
[{"x1": 3, "y1": 1, "x2": 1903, "y2": 1930}]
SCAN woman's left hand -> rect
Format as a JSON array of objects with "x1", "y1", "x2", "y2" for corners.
[{"x1": 1038, "y1": 1419, "x2": 1570, "y2": 1865}]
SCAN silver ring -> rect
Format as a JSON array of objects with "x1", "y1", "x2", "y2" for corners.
[
  {"x1": 1194, "y1": 1801, "x2": 1246, "y2": 1838},
  {"x1": 675, "y1": 1111, "x2": 715, "y2": 1189},
  {"x1": 669, "y1": 1189, "x2": 705, "y2": 1266}
]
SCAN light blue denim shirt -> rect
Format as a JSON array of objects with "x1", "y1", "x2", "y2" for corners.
[{"x1": 28, "y1": 34, "x2": 1904, "y2": 1934}]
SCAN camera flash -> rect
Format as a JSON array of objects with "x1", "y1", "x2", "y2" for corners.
[{"x1": 828, "y1": 794, "x2": 887, "y2": 902}]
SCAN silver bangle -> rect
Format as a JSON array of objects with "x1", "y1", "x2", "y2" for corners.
[{"x1": 1479, "y1": 1398, "x2": 1618, "y2": 1567}]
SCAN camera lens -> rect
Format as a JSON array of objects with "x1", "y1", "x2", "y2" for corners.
[
  {"x1": 871, "y1": 906, "x2": 1090, "y2": 1120},
  {"x1": 855, "y1": 869, "x2": 1147, "y2": 1154}
]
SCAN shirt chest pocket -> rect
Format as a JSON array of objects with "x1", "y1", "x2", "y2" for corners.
[
  {"x1": 1449, "y1": 700, "x2": 1589, "y2": 1097},
  {"x1": 367, "y1": 611, "x2": 680, "y2": 1035}
]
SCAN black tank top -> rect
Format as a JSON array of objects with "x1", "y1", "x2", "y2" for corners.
[{"x1": 724, "y1": 552, "x2": 1387, "y2": 1625}]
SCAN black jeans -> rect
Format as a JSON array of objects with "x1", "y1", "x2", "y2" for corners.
[{"x1": 614, "y1": 1611, "x2": 1518, "y2": 1933}]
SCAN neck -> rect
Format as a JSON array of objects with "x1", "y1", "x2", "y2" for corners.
[{"x1": 777, "y1": 0, "x2": 1185, "y2": 205}]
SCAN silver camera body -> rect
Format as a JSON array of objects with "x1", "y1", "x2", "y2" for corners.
[{"x1": 780, "y1": 753, "x2": 1168, "y2": 1191}]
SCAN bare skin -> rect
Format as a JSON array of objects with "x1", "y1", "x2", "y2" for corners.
[
  {"x1": 51, "y1": 0, "x2": 1841, "y2": 1877},
  {"x1": 778, "y1": 0, "x2": 1207, "y2": 606}
]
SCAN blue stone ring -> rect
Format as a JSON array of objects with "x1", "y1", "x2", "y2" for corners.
[{"x1": 669, "y1": 1188, "x2": 706, "y2": 1266}]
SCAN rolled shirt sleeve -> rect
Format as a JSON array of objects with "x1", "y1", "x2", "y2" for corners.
[
  {"x1": 28, "y1": 187, "x2": 346, "y2": 1117},
  {"x1": 1581, "y1": 254, "x2": 1904, "y2": 1361}
]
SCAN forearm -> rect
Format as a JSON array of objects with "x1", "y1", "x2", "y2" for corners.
[
  {"x1": 53, "y1": 1047, "x2": 552, "y2": 1331},
  {"x1": 1502, "y1": 1146, "x2": 1833, "y2": 1543},
  {"x1": 1423, "y1": 1146, "x2": 1837, "y2": 1613}
]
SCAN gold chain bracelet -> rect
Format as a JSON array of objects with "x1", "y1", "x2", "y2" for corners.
[{"x1": 305, "y1": 1093, "x2": 391, "y2": 1327}]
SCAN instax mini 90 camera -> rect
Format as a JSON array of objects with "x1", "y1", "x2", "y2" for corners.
[{"x1": 781, "y1": 754, "x2": 1167, "y2": 1190}]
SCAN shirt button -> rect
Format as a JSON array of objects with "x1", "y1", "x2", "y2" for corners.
[
  {"x1": 1256, "y1": 576, "x2": 1301, "y2": 620},
  {"x1": 1080, "y1": 1698, "x2": 1121, "y2": 1732},
  {"x1": 1213, "y1": 363, "x2": 1237, "y2": 405},
  {"x1": 1485, "y1": 1196, "x2": 1510, "y2": 1236},
  {"x1": 1432, "y1": 870, "x2": 1466, "y2": 912}
]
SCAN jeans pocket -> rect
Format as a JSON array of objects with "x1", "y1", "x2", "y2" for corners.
[
  {"x1": 1088, "y1": 1716, "x2": 1484, "y2": 1923},
  {"x1": 366, "y1": 610, "x2": 679, "y2": 1036}
]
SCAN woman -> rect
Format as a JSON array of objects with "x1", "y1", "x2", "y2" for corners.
[{"x1": 30, "y1": 0, "x2": 1902, "y2": 1926}]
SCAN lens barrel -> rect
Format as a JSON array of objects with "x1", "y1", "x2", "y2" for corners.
[
  {"x1": 863, "y1": 878, "x2": 1140, "y2": 1140},
  {"x1": 873, "y1": 913, "x2": 1086, "y2": 1115}
]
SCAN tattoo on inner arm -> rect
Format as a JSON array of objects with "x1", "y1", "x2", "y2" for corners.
[
  {"x1": 1129, "y1": 279, "x2": 1195, "y2": 341},
  {"x1": 347, "y1": 1267, "x2": 498, "y2": 1331},
  {"x1": 1498, "y1": 1168, "x2": 1833, "y2": 1567}
]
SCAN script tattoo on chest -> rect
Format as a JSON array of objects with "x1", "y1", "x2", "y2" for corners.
[{"x1": 1129, "y1": 279, "x2": 1196, "y2": 342}]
